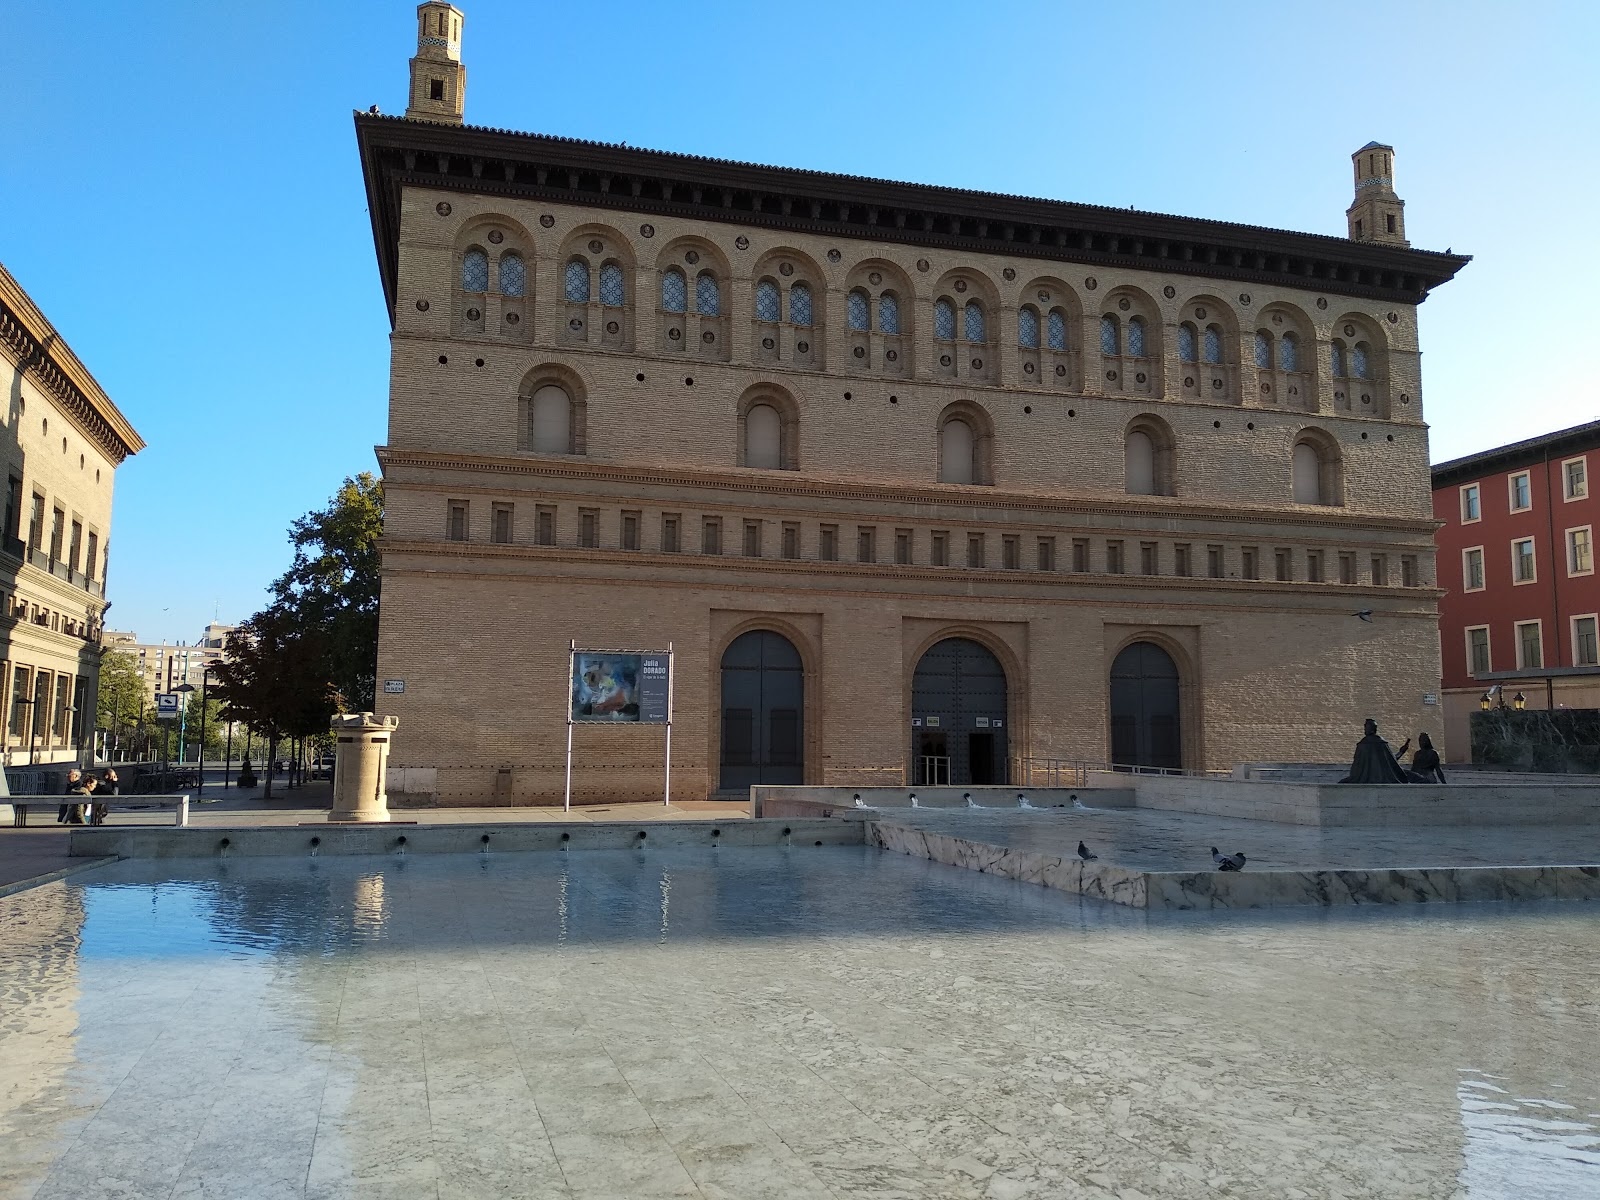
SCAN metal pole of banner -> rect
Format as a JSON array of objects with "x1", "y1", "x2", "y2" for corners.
[
  {"x1": 563, "y1": 639, "x2": 576, "y2": 813},
  {"x1": 663, "y1": 642, "x2": 673, "y2": 808}
]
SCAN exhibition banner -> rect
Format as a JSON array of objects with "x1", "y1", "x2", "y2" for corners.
[{"x1": 570, "y1": 651, "x2": 671, "y2": 723}]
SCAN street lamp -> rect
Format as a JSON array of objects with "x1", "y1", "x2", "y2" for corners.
[
  {"x1": 1512, "y1": 692, "x2": 1527, "y2": 711},
  {"x1": 174, "y1": 682, "x2": 195, "y2": 768},
  {"x1": 1479, "y1": 692, "x2": 1493, "y2": 711},
  {"x1": 196, "y1": 666, "x2": 214, "y2": 797}
]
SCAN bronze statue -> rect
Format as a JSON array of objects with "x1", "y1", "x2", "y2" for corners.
[{"x1": 1338, "y1": 718, "x2": 1411, "y2": 783}]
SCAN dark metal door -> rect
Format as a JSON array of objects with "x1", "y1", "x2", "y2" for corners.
[
  {"x1": 720, "y1": 630, "x2": 803, "y2": 790},
  {"x1": 911, "y1": 638, "x2": 1009, "y2": 785},
  {"x1": 1109, "y1": 641, "x2": 1181, "y2": 770}
]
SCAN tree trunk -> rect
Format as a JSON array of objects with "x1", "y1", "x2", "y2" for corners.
[{"x1": 263, "y1": 732, "x2": 279, "y2": 799}]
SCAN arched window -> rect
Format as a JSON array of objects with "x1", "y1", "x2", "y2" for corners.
[
  {"x1": 755, "y1": 280, "x2": 781, "y2": 323},
  {"x1": 462, "y1": 249, "x2": 489, "y2": 293},
  {"x1": 497, "y1": 253, "x2": 524, "y2": 297},
  {"x1": 1046, "y1": 310, "x2": 1068, "y2": 351},
  {"x1": 1127, "y1": 316, "x2": 1146, "y2": 358},
  {"x1": 963, "y1": 301, "x2": 986, "y2": 343},
  {"x1": 530, "y1": 385, "x2": 572, "y2": 454},
  {"x1": 1331, "y1": 340, "x2": 1347, "y2": 378},
  {"x1": 1292, "y1": 442, "x2": 1323, "y2": 504},
  {"x1": 694, "y1": 271, "x2": 720, "y2": 316},
  {"x1": 661, "y1": 268, "x2": 687, "y2": 313},
  {"x1": 847, "y1": 289, "x2": 871, "y2": 331},
  {"x1": 1100, "y1": 315, "x2": 1120, "y2": 356},
  {"x1": 1018, "y1": 306, "x2": 1040, "y2": 349},
  {"x1": 1352, "y1": 341, "x2": 1371, "y2": 379},
  {"x1": 934, "y1": 299, "x2": 956, "y2": 341},
  {"x1": 1254, "y1": 331, "x2": 1273, "y2": 369},
  {"x1": 939, "y1": 418, "x2": 975, "y2": 485},
  {"x1": 598, "y1": 263, "x2": 625, "y2": 307},
  {"x1": 563, "y1": 260, "x2": 590, "y2": 303},
  {"x1": 1125, "y1": 430, "x2": 1156, "y2": 495},
  {"x1": 1280, "y1": 332, "x2": 1299, "y2": 372},
  {"x1": 1178, "y1": 323, "x2": 1198, "y2": 363},
  {"x1": 745, "y1": 403, "x2": 782, "y2": 470},
  {"x1": 1202, "y1": 325, "x2": 1223, "y2": 365},
  {"x1": 788, "y1": 283, "x2": 813, "y2": 327},
  {"x1": 879, "y1": 292, "x2": 901, "y2": 335}
]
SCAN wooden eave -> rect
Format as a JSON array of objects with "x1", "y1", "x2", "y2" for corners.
[
  {"x1": 355, "y1": 113, "x2": 1471, "y2": 328},
  {"x1": 0, "y1": 264, "x2": 146, "y2": 464}
]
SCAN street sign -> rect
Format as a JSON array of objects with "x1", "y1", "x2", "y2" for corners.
[
  {"x1": 383, "y1": 679, "x2": 406, "y2": 694},
  {"x1": 155, "y1": 693, "x2": 180, "y2": 721}
]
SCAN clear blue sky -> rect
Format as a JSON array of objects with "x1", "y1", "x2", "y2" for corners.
[{"x1": 4, "y1": 1, "x2": 1596, "y2": 644}]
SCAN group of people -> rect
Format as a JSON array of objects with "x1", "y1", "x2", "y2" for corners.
[{"x1": 56, "y1": 767, "x2": 120, "y2": 826}]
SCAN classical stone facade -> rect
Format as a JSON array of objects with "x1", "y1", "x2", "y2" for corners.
[
  {"x1": 359, "y1": 6, "x2": 1468, "y2": 805},
  {"x1": 0, "y1": 265, "x2": 144, "y2": 766}
]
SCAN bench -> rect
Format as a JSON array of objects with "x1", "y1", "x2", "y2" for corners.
[{"x1": 8, "y1": 794, "x2": 190, "y2": 827}]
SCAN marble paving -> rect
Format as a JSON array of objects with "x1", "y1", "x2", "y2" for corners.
[{"x1": 3, "y1": 849, "x2": 1599, "y2": 1199}]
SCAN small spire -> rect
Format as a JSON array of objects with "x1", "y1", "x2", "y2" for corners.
[{"x1": 405, "y1": 4, "x2": 467, "y2": 125}]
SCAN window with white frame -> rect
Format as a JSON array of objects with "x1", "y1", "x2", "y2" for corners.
[
  {"x1": 1568, "y1": 526, "x2": 1593, "y2": 575},
  {"x1": 1463, "y1": 546, "x2": 1485, "y2": 591},
  {"x1": 1515, "y1": 620, "x2": 1543, "y2": 669},
  {"x1": 1509, "y1": 471, "x2": 1532, "y2": 512},
  {"x1": 1513, "y1": 537, "x2": 1537, "y2": 583},
  {"x1": 1466, "y1": 626, "x2": 1491, "y2": 676},
  {"x1": 1575, "y1": 615, "x2": 1599, "y2": 666},
  {"x1": 1565, "y1": 457, "x2": 1588, "y2": 500},
  {"x1": 1460, "y1": 484, "x2": 1480, "y2": 523}
]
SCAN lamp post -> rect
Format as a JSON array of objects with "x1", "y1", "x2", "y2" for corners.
[
  {"x1": 195, "y1": 667, "x2": 213, "y2": 796},
  {"x1": 1479, "y1": 692, "x2": 1493, "y2": 711},
  {"x1": 223, "y1": 720, "x2": 234, "y2": 789},
  {"x1": 174, "y1": 682, "x2": 195, "y2": 772}
]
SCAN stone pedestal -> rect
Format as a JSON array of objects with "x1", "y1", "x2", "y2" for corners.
[{"x1": 328, "y1": 713, "x2": 399, "y2": 823}]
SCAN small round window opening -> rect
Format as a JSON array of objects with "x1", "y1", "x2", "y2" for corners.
[
  {"x1": 437, "y1": 355, "x2": 448, "y2": 365},
  {"x1": 684, "y1": 376, "x2": 694, "y2": 387}
]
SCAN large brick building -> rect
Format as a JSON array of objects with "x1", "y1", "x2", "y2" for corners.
[
  {"x1": 1433, "y1": 422, "x2": 1600, "y2": 757},
  {"x1": 360, "y1": 3, "x2": 1468, "y2": 804}
]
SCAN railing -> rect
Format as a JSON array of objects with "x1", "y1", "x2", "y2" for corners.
[
  {"x1": 915, "y1": 755, "x2": 951, "y2": 786},
  {"x1": 1012, "y1": 757, "x2": 1230, "y2": 786}
]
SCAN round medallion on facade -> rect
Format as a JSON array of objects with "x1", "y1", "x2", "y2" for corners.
[
  {"x1": 940, "y1": 354, "x2": 952, "y2": 367},
  {"x1": 1334, "y1": 389, "x2": 1345, "y2": 402},
  {"x1": 606, "y1": 320, "x2": 620, "y2": 334},
  {"x1": 796, "y1": 340, "x2": 809, "y2": 353},
  {"x1": 1360, "y1": 392, "x2": 1371, "y2": 405},
  {"x1": 1184, "y1": 376, "x2": 1195, "y2": 387},
  {"x1": 1272, "y1": 313, "x2": 1283, "y2": 325},
  {"x1": 506, "y1": 312, "x2": 519, "y2": 324},
  {"x1": 588, "y1": 239, "x2": 604, "y2": 254},
  {"x1": 853, "y1": 346, "x2": 865, "y2": 358},
  {"x1": 540, "y1": 214, "x2": 555, "y2": 228},
  {"x1": 1288, "y1": 384, "x2": 1297, "y2": 396},
  {"x1": 779, "y1": 262, "x2": 794, "y2": 277},
  {"x1": 488, "y1": 230, "x2": 503, "y2": 244},
  {"x1": 1194, "y1": 306, "x2": 1206, "y2": 319},
  {"x1": 1316, "y1": 297, "x2": 1328, "y2": 310},
  {"x1": 466, "y1": 307, "x2": 481, "y2": 321},
  {"x1": 1137, "y1": 372, "x2": 1147, "y2": 384},
  {"x1": 668, "y1": 327, "x2": 681, "y2": 340},
  {"x1": 762, "y1": 337, "x2": 775, "y2": 349},
  {"x1": 1162, "y1": 285, "x2": 1176, "y2": 299},
  {"x1": 954, "y1": 280, "x2": 968, "y2": 293},
  {"x1": 1211, "y1": 378, "x2": 1222, "y2": 389},
  {"x1": 886, "y1": 349, "x2": 898, "y2": 361},
  {"x1": 702, "y1": 330, "x2": 715, "y2": 343},
  {"x1": 736, "y1": 236, "x2": 750, "y2": 250},
  {"x1": 1055, "y1": 365, "x2": 1067, "y2": 377},
  {"x1": 1120, "y1": 298, "x2": 1132, "y2": 312},
  {"x1": 415, "y1": 299, "x2": 430, "y2": 312},
  {"x1": 971, "y1": 358, "x2": 983, "y2": 369},
  {"x1": 1024, "y1": 362, "x2": 1035, "y2": 374},
  {"x1": 1106, "y1": 370, "x2": 1117, "y2": 381},
  {"x1": 640, "y1": 223, "x2": 655, "y2": 238},
  {"x1": 1037, "y1": 290, "x2": 1050, "y2": 302},
  {"x1": 1400, "y1": 393, "x2": 1411, "y2": 405},
  {"x1": 1084, "y1": 277, "x2": 1098, "y2": 290},
  {"x1": 684, "y1": 250, "x2": 699, "y2": 264},
  {"x1": 569, "y1": 318, "x2": 583, "y2": 331},
  {"x1": 1002, "y1": 268, "x2": 1016, "y2": 281},
  {"x1": 436, "y1": 201, "x2": 452, "y2": 216},
  {"x1": 1387, "y1": 311, "x2": 1399, "y2": 323},
  {"x1": 868, "y1": 272, "x2": 882, "y2": 286},
  {"x1": 1344, "y1": 323, "x2": 1356, "y2": 337},
  {"x1": 1261, "y1": 383, "x2": 1271, "y2": 394},
  {"x1": 1238, "y1": 292, "x2": 1251, "y2": 305},
  {"x1": 827, "y1": 249, "x2": 842, "y2": 263},
  {"x1": 916, "y1": 259, "x2": 930, "y2": 272}
]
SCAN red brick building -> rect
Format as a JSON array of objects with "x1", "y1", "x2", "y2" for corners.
[{"x1": 1433, "y1": 421, "x2": 1600, "y2": 758}]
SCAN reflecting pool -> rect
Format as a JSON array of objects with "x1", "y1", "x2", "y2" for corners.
[{"x1": 2, "y1": 847, "x2": 1597, "y2": 1198}]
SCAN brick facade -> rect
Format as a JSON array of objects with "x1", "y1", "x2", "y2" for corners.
[{"x1": 360, "y1": 8, "x2": 1467, "y2": 804}]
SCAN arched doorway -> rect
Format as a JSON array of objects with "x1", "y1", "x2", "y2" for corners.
[
  {"x1": 719, "y1": 630, "x2": 803, "y2": 791},
  {"x1": 911, "y1": 638, "x2": 1008, "y2": 785},
  {"x1": 1109, "y1": 641, "x2": 1181, "y2": 770}
]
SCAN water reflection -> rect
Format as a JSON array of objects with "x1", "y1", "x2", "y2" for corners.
[{"x1": 1459, "y1": 1071, "x2": 1600, "y2": 1197}]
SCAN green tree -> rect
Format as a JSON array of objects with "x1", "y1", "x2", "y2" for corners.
[
  {"x1": 270, "y1": 473, "x2": 383, "y2": 711},
  {"x1": 96, "y1": 648, "x2": 145, "y2": 735}
]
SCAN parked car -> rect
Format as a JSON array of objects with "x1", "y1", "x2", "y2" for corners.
[{"x1": 312, "y1": 756, "x2": 336, "y2": 780}]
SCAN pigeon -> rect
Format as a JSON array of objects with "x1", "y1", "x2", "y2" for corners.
[
  {"x1": 1211, "y1": 846, "x2": 1246, "y2": 871},
  {"x1": 368, "y1": 104, "x2": 380, "y2": 114},
  {"x1": 1077, "y1": 841, "x2": 1098, "y2": 862},
  {"x1": 1354, "y1": 609, "x2": 1374, "y2": 622}
]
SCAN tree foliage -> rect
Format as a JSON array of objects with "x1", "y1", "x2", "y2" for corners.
[{"x1": 97, "y1": 648, "x2": 145, "y2": 728}]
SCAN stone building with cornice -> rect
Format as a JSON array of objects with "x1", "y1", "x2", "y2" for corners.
[
  {"x1": 360, "y1": 3, "x2": 1467, "y2": 804},
  {"x1": 0, "y1": 264, "x2": 144, "y2": 767}
]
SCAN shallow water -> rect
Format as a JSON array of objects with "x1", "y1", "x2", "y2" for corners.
[{"x1": 2, "y1": 847, "x2": 1597, "y2": 1199}]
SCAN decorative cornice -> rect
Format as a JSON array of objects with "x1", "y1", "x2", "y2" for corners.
[
  {"x1": 0, "y1": 265, "x2": 145, "y2": 464},
  {"x1": 355, "y1": 113, "x2": 1470, "y2": 327},
  {"x1": 376, "y1": 446, "x2": 1441, "y2": 537}
]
